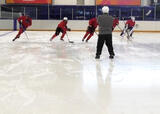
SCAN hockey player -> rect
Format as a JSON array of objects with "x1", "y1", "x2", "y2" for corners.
[
  {"x1": 82, "y1": 17, "x2": 98, "y2": 42},
  {"x1": 12, "y1": 13, "x2": 32, "y2": 41},
  {"x1": 120, "y1": 16, "x2": 135, "y2": 39},
  {"x1": 95, "y1": 6, "x2": 115, "y2": 59},
  {"x1": 50, "y1": 17, "x2": 71, "y2": 41},
  {"x1": 112, "y1": 16, "x2": 119, "y2": 31}
]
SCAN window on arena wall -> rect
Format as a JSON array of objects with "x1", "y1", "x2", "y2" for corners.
[
  {"x1": 73, "y1": 7, "x2": 85, "y2": 20},
  {"x1": 156, "y1": 5, "x2": 160, "y2": 19},
  {"x1": 0, "y1": 4, "x2": 157, "y2": 20},
  {"x1": 109, "y1": 7, "x2": 119, "y2": 18},
  {"x1": 49, "y1": 7, "x2": 61, "y2": 20},
  {"x1": 61, "y1": 7, "x2": 72, "y2": 20},
  {"x1": 1, "y1": 6, "x2": 13, "y2": 19},
  {"x1": 37, "y1": 6, "x2": 48, "y2": 19},
  {"x1": 132, "y1": 7, "x2": 143, "y2": 20},
  {"x1": 85, "y1": 6, "x2": 96, "y2": 19},
  {"x1": 120, "y1": 7, "x2": 132, "y2": 19},
  {"x1": 25, "y1": 7, "x2": 36, "y2": 19}
]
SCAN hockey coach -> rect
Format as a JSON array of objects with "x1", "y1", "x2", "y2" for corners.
[{"x1": 95, "y1": 6, "x2": 115, "y2": 59}]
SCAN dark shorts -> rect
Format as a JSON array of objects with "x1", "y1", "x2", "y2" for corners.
[
  {"x1": 55, "y1": 27, "x2": 63, "y2": 35},
  {"x1": 87, "y1": 26, "x2": 95, "y2": 33},
  {"x1": 127, "y1": 26, "x2": 133, "y2": 31}
]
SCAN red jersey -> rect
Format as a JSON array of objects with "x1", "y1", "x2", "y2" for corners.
[
  {"x1": 18, "y1": 16, "x2": 32, "y2": 28},
  {"x1": 89, "y1": 18, "x2": 98, "y2": 29},
  {"x1": 113, "y1": 18, "x2": 119, "y2": 28},
  {"x1": 58, "y1": 20, "x2": 68, "y2": 31},
  {"x1": 126, "y1": 19, "x2": 135, "y2": 27}
]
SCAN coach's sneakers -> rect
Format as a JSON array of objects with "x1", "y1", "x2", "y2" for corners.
[
  {"x1": 95, "y1": 55, "x2": 100, "y2": 59},
  {"x1": 109, "y1": 55, "x2": 114, "y2": 59}
]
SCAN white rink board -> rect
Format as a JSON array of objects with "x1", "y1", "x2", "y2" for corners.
[{"x1": 1, "y1": 20, "x2": 160, "y2": 31}]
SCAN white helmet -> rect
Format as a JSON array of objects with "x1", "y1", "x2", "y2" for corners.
[
  {"x1": 102, "y1": 6, "x2": 109, "y2": 14},
  {"x1": 19, "y1": 12, "x2": 24, "y2": 16},
  {"x1": 131, "y1": 16, "x2": 135, "y2": 21},
  {"x1": 63, "y1": 17, "x2": 68, "y2": 21}
]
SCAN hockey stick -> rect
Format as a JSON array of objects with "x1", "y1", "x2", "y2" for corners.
[
  {"x1": 117, "y1": 25, "x2": 123, "y2": 31},
  {"x1": 24, "y1": 31, "x2": 29, "y2": 40},
  {"x1": 95, "y1": 31, "x2": 98, "y2": 36},
  {"x1": 66, "y1": 33, "x2": 74, "y2": 43},
  {"x1": 121, "y1": 18, "x2": 131, "y2": 40},
  {"x1": 20, "y1": 23, "x2": 29, "y2": 40},
  {"x1": 127, "y1": 24, "x2": 138, "y2": 40}
]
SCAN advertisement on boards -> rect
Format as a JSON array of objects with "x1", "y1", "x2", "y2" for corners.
[
  {"x1": 6, "y1": 0, "x2": 52, "y2": 4},
  {"x1": 96, "y1": 0, "x2": 141, "y2": 5}
]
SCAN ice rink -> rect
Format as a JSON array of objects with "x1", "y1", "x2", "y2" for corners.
[{"x1": 0, "y1": 31, "x2": 160, "y2": 114}]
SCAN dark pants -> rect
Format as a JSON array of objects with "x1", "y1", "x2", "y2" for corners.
[
  {"x1": 96, "y1": 34, "x2": 114, "y2": 56},
  {"x1": 15, "y1": 26, "x2": 27, "y2": 38},
  {"x1": 55, "y1": 27, "x2": 63, "y2": 35},
  {"x1": 87, "y1": 26, "x2": 95, "y2": 34},
  {"x1": 120, "y1": 26, "x2": 134, "y2": 37}
]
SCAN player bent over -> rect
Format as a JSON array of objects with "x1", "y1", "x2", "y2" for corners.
[
  {"x1": 120, "y1": 16, "x2": 135, "y2": 39},
  {"x1": 50, "y1": 17, "x2": 71, "y2": 41},
  {"x1": 12, "y1": 13, "x2": 32, "y2": 41},
  {"x1": 112, "y1": 16, "x2": 119, "y2": 31},
  {"x1": 82, "y1": 17, "x2": 98, "y2": 42}
]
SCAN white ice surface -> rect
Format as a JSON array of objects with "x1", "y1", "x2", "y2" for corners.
[{"x1": 0, "y1": 31, "x2": 160, "y2": 114}]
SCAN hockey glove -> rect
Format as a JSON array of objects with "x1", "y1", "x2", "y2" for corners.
[
  {"x1": 19, "y1": 20, "x2": 22, "y2": 25},
  {"x1": 135, "y1": 24, "x2": 139, "y2": 28},
  {"x1": 67, "y1": 28, "x2": 71, "y2": 31}
]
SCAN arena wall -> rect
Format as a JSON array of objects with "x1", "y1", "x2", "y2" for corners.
[
  {"x1": 53, "y1": 0, "x2": 77, "y2": 5},
  {"x1": 53, "y1": 0, "x2": 95, "y2": 5},
  {"x1": 0, "y1": 0, "x2": 5, "y2": 4},
  {"x1": 0, "y1": 0, "x2": 152, "y2": 6},
  {"x1": 0, "y1": 20, "x2": 160, "y2": 32},
  {"x1": 84, "y1": 0, "x2": 95, "y2": 5},
  {"x1": 53, "y1": 0, "x2": 150, "y2": 6}
]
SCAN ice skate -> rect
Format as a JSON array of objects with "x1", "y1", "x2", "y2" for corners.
[{"x1": 60, "y1": 38, "x2": 64, "y2": 41}]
